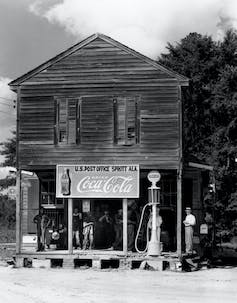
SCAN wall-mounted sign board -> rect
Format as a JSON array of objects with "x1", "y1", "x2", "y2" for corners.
[{"x1": 56, "y1": 164, "x2": 139, "y2": 198}]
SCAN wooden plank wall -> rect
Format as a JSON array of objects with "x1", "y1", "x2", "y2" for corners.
[{"x1": 18, "y1": 37, "x2": 180, "y2": 170}]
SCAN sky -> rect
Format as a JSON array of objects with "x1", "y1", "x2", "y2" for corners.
[{"x1": 0, "y1": 0, "x2": 237, "y2": 165}]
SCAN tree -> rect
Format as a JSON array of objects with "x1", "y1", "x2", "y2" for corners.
[
  {"x1": 0, "y1": 130, "x2": 16, "y2": 167},
  {"x1": 209, "y1": 63, "x2": 237, "y2": 235},
  {"x1": 158, "y1": 29, "x2": 237, "y2": 238},
  {"x1": 0, "y1": 131, "x2": 16, "y2": 235},
  {"x1": 159, "y1": 32, "x2": 220, "y2": 159}
]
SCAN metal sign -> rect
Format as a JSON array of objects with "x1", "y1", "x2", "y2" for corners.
[
  {"x1": 8, "y1": 186, "x2": 16, "y2": 199},
  {"x1": 147, "y1": 170, "x2": 161, "y2": 184},
  {"x1": 200, "y1": 223, "x2": 208, "y2": 235},
  {"x1": 56, "y1": 164, "x2": 139, "y2": 198}
]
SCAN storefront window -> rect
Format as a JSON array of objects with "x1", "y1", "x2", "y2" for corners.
[
  {"x1": 40, "y1": 179, "x2": 63, "y2": 208},
  {"x1": 160, "y1": 178, "x2": 177, "y2": 208}
]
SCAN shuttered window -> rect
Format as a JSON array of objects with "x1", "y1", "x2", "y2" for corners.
[
  {"x1": 114, "y1": 96, "x2": 140, "y2": 145},
  {"x1": 54, "y1": 97, "x2": 80, "y2": 144}
]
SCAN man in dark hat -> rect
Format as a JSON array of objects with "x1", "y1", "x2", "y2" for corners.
[
  {"x1": 127, "y1": 199, "x2": 138, "y2": 251},
  {"x1": 183, "y1": 207, "x2": 196, "y2": 254},
  {"x1": 33, "y1": 207, "x2": 50, "y2": 251}
]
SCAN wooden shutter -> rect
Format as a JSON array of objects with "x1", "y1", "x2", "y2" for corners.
[
  {"x1": 135, "y1": 97, "x2": 141, "y2": 144},
  {"x1": 114, "y1": 96, "x2": 140, "y2": 145},
  {"x1": 55, "y1": 97, "x2": 80, "y2": 144},
  {"x1": 54, "y1": 98, "x2": 59, "y2": 144},
  {"x1": 76, "y1": 98, "x2": 81, "y2": 144},
  {"x1": 126, "y1": 97, "x2": 136, "y2": 145},
  {"x1": 115, "y1": 97, "x2": 126, "y2": 145},
  {"x1": 67, "y1": 98, "x2": 77, "y2": 144},
  {"x1": 59, "y1": 98, "x2": 67, "y2": 143}
]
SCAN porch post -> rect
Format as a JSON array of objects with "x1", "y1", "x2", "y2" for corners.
[
  {"x1": 68, "y1": 198, "x2": 73, "y2": 254},
  {"x1": 177, "y1": 168, "x2": 182, "y2": 258},
  {"x1": 16, "y1": 87, "x2": 21, "y2": 254},
  {"x1": 123, "y1": 198, "x2": 128, "y2": 254},
  {"x1": 16, "y1": 169, "x2": 22, "y2": 254},
  {"x1": 177, "y1": 85, "x2": 183, "y2": 258}
]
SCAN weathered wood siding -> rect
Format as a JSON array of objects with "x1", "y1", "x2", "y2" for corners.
[{"x1": 18, "y1": 37, "x2": 180, "y2": 170}]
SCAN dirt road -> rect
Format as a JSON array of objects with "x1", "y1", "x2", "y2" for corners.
[{"x1": 0, "y1": 266, "x2": 236, "y2": 303}]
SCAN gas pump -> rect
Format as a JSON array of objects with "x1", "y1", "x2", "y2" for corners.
[{"x1": 135, "y1": 171, "x2": 162, "y2": 256}]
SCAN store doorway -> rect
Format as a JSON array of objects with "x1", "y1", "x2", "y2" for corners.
[{"x1": 73, "y1": 199, "x2": 123, "y2": 251}]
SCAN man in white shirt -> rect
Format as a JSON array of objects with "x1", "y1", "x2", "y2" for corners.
[{"x1": 183, "y1": 207, "x2": 196, "y2": 254}]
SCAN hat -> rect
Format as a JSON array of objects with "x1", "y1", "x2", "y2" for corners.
[{"x1": 185, "y1": 207, "x2": 191, "y2": 210}]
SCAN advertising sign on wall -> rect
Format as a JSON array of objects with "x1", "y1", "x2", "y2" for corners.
[{"x1": 56, "y1": 164, "x2": 139, "y2": 198}]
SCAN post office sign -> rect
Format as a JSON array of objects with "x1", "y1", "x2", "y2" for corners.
[{"x1": 56, "y1": 164, "x2": 139, "y2": 198}]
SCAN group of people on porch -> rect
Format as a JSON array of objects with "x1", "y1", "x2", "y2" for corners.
[
  {"x1": 33, "y1": 200, "x2": 144, "y2": 252},
  {"x1": 34, "y1": 202, "x2": 210, "y2": 255}
]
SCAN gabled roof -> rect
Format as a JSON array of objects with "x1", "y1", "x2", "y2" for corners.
[{"x1": 9, "y1": 33, "x2": 189, "y2": 87}]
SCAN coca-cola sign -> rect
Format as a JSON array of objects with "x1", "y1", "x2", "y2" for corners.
[{"x1": 56, "y1": 164, "x2": 139, "y2": 198}]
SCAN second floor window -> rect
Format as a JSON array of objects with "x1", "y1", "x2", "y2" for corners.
[
  {"x1": 114, "y1": 96, "x2": 140, "y2": 145},
  {"x1": 54, "y1": 95, "x2": 140, "y2": 145},
  {"x1": 55, "y1": 97, "x2": 80, "y2": 144}
]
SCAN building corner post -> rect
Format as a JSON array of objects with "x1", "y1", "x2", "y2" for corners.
[
  {"x1": 177, "y1": 167, "x2": 182, "y2": 259},
  {"x1": 177, "y1": 85, "x2": 183, "y2": 259},
  {"x1": 16, "y1": 86, "x2": 21, "y2": 254},
  {"x1": 68, "y1": 198, "x2": 73, "y2": 254},
  {"x1": 16, "y1": 169, "x2": 22, "y2": 254}
]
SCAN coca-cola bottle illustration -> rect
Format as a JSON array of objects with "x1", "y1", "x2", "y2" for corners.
[{"x1": 61, "y1": 168, "x2": 71, "y2": 196}]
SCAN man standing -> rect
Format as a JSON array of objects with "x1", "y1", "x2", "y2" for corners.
[
  {"x1": 127, "y1": 200, "x2": 138, "y2": 251},
  {"x1": 33, "y1": 207, "x2": 50, "y2": 251},
  {"x1": 73, "y1": 208, "x2": 83, "y2": 249},
  {"x1": 183, "y1": 207, "x2": 196, "y2": 254},
  {"x1": 112, "y1": 209, "x2": 123, "y2": 250},
  {"x1": 99, "y1": 210, "x2": 114, "y2": 249}
]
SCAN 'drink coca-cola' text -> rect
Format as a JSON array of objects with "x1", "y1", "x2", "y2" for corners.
[{"x1": 77, "y1": 176, "x2": 133, "y2": 194}]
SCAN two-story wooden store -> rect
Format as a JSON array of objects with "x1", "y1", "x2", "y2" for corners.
[{"x1": 9, "y1": 33, "x2": 210, "y2": 268}]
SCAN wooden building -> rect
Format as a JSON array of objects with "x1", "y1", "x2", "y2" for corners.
[{"x1": 9, "y1": 33, "x2": 209, "y2": 268}]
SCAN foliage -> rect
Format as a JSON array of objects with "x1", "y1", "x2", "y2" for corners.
[
  {"x1": 0, "y1": 132, "x2": 16, "y2": 240},
  {"x1": 0, "y1": 130, "x2": 16, "y2": 167},
  {"x1": 0, "y1": 194, "x2": 16, "y2": 229},
  {"x1": 0, "y1": 176, "x2": 16, "y2": 190},
  {"x1": 159, "y1": 29, "x2": 237, "y2": 237}
]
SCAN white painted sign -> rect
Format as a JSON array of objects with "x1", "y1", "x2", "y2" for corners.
[
  {"x1": 200, "y1": 223, "x2": 208, "y2": 235},
  {"x1": 82, "y1": 200, "x2": 91, "y2": 212},
  {"x1": 56, "y1": 164, "x2": 139, "y2": 198}
]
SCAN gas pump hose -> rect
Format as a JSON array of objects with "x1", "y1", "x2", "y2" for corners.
[{"x1": 134, "y1": 202, "x2": 160, "y2": 254}]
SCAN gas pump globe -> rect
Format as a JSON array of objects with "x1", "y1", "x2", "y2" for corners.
[{"x1": 147, "y1": 171, "x2": 161, "y2": 256}]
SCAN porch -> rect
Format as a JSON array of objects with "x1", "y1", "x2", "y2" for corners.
[{"x1": 16, "y1": 248, "x2": 180, "y2": 270}]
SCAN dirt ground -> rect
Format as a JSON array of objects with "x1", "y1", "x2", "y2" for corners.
[{"x1": 0, "y1": 266, "x2": 236, "y2": 303}]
